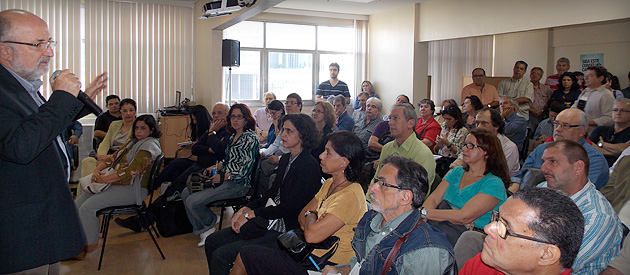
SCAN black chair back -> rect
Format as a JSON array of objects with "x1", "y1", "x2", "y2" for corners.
[
  {"x1": 147, "y1": 153, "x2": 165, "y2": 204},
  {"x1": 246, "y1": 152, "x2": 261, "y2": 197}
]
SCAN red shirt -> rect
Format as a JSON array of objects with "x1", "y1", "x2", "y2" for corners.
[
  {"x1": 415, "y1": 116, "x2": 441, "y2": 151},
  {"x1": 544, "y1": 136, "x2": 594, "y2": 145},
  {"x1": 459, "y1": 253, "x2": 572, "y2": 275}
]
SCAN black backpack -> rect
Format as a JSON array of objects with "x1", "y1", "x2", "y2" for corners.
[{"x1": 151, "y1": 184, "x2": 193, "y2": 237}]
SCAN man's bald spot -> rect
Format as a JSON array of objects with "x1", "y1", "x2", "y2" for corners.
[{"x1": 0, "y1": 10, "x2": 47, "y2": 40}]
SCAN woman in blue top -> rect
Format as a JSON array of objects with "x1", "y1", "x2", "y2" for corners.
[
  {"x1": 181, "y1": 103, "x2": 260, "y2": 247},
  {"x1": 421, "y1": 127, "x2": 510, "y2": 246}
]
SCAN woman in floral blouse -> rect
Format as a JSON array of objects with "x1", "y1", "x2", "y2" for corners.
[
  {"x1": 182, "y1": 103, "x2": 260, "y2": 247},
  {"x1": 434, "y1": 105, "x2": 468, "y2": 177},
  {"x1": 75, "y1": 115, "x2": 163, "y2": 256}
]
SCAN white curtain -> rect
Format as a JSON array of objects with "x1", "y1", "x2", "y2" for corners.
[
  {"x1": 1, "y1": 0, "x2": 82, "y2": 99},
  {"x1": 428, "y1": 36, "x2": 493, "y2": 105},
  {"x1": 84, "y1": 0, "x2": 193, "y2": 113},
  {"x1": 353, "y1": 19, "x2": 368, "y2": 98}
]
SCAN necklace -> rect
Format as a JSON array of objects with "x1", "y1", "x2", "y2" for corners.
[{"x1": 320, "y1": 179, "x2": 348, "y2": 209}]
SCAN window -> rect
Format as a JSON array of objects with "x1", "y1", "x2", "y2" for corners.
[{"x1": 223, "y1": 21, "x2": 356, "y2": 105}]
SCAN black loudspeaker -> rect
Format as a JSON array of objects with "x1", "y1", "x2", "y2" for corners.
[{"x1": 222, "y1": 39, "x2": 240, "y2": 67}]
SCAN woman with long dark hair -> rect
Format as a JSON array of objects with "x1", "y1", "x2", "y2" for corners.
[
  {"x1": 462, "y1": 95, "x2": 483, "y2": 129},
  {"x1": 262, "y1": 100, "x2": 285, "y2": 149},
  {"x1": 434, "y1": 105, "x2": 469, "y2": 177},
  {"x1": 182, "y1": 103, "x2": 260, "y2": 247},
  {"x1": 189, "y1": 105, "x2": 212, "y2": 141},
  {"x1": 549, "y1": 72, "x2": 581, "y2": 108},
  {"x1": 422, "y1": 127, "x2": 509, "y2": 246},
  {"x1": 230, "y1": 131, "x2": 369, "y2": 274}
]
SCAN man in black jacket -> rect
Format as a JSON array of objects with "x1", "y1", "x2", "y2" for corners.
[{"x1": 0, "y1": 9, "x2": 108, "y2": 273}]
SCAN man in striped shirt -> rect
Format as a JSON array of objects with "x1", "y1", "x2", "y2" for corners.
[{"x1": 539, "y1": 140, "x2": 622, "y2": 274}]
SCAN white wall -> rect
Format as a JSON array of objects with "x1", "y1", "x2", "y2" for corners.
[
  {"x1": 418, "y1": 0, "x2": 630, "y2": 42},
  {"x1": 367, "y1": 4, "x2": 418, "y2": 114},
  {"x1": 493, "y1": 29, "x2": 549, "y2": 78}
]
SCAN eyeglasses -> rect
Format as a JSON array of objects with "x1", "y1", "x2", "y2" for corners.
[
  {"x1": 613, "y1": 108, "x2": 630, "y2": 113},
  {"x1": 286, "y1": 101, "x2": 298, "y2": 106},
  {"x1": 375, "y1": 178, "x2": 407, "y2": 190},
  {"x1": 491, "y1": 210, "x2": 553, "y2": 244},
  {"x1": 2, "y1": 40, "x2": 56, "y2": 51},
  {"x1": 229, "y1": 115, "x2": 245, "y2": 120},
  {"x1": 552, "y1": 121, "x2": 582, "y2": 130},
  {"x1": 461, "y1": 142, "x2": 484, "y2": 150}
]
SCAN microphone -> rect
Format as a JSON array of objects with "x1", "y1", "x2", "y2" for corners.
[{"x1": 51, "y1": 70, "x2": 103, "y2": 116}]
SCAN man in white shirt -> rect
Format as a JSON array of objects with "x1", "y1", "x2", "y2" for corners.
[{"x1": 498, "y1": 61, "x2": 534, "y2": 120}]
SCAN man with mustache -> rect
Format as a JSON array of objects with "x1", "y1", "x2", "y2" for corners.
[
  {"x1": 0, "y1": 9, "x2": 108, "y2": 273},
  {"x1": 498, "y1": 61, "x2": 534, "y2": 120}
]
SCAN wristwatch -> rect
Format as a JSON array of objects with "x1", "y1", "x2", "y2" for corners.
[
  {"x1": 598, "y1": 141, "x2": 604, "y2": 148},
  {"x1": 420, "y1": 207, "x2": 427, "y2": 220},
  {"x1": 209, "y1": 130, "x2": 217, "y2": 136},
  {"x1": 304, "y1": 211, "x2": 317, "y2": 218}
]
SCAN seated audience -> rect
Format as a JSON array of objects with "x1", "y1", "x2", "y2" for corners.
[
  {"x1": 93, "y1": 94, "x2": 122, "y2": 140},
  {"x1": 63, "y1": 121, "x2": 83, "y2": 168},
  {"x1": 497, "y1": 60, "x2": 534, "y2": 120},
  {"x1": 81, "y1": 98, "x2": 136, "y2": 178},
  {"x1": 459, "y1": 187, "x2": 584, "y2": 275},
  {"x1": 545, "y1": 57, "x2": 572, "y2": 91},
  {"x1": 529, "y1": 67, "x2": 553, "y2": 130},
  {"x1": 75, "y1": 115, "x2": 162, "y2": 257},
  {"x1": 229, "y1": 131, "x2": 368, "y2": 274},
  {"x1": 311, "y1": 101, "x2": 335, "y2": 165},
  {"x1": 181, "y1": 103, "x2": 260, "y2": 247},
  {"x1": 436, "y1": 99, "x2": 458, "y2": 125},
  {"x1": 513, "y1": 108, "x2": 609, "y2": 190},
  {"x1": 549, "y1": 71, "x2": 582, "y2": 108},
  {"x1": 461, "y1": 67, "x2": 499, "y2": 108},
  {"x1": 382, "y1": 94, "x2": 411, "y2": 121},
  {"x1": 475, "y1": 108, "x2": 520, "y2": 177},
  {"x1": 415, "y1": 98, "x2": 442, "y2": 151},
  {"x1": 286, "y1": 93, "x2": 303, "y2": 114},
  {"x1": 434, "y1": 105, "x2": 468, "y2": 177},
  {"x1": 353, "y1": 80, "x2": 378, "y2": 110},
  {"x1": 457, "y1": 140, "x2": 622, "y2": 274},
  {"x1": 321, "y1": 156, "x2": 454, "y2": 275},
  {"x1": 188, "y1": 105, "x2": 212, "y2": 143},
  {"x1": 500, "y1": 96, "x2": 527, "y2": 152},
  {"x1": 352, "y1": 91, "x2": 368, "y2": 124},
  {"x1": 462, "y1": 95, "x2": 483, "y2": 129},
  {"x1": 422, "y1": 128, "x2": 509, "y2": 246},
  {"x1": 533, "y1": 101, "x2": 566, "y2": 146},
  {"x1": 261, "y1": 100, "x2": 285, "y2": 149},
  {"x1": 573, "y1": 65, "x2": 615, "y2": 135},
  {"x1": 606, "y1": 73, "x2": 624, "y2": 99},
  {"x1": 253, "y1": 92, "x2": 275, "y2": 144},
  {"x1": 367, "y1": 103, "x2": 436, "y2": 198},
  {"x1": 353, "y1": 97, "x2": 383, "y2": 152},
  {"x1": 589, "y1": 98, "x2": 630, "y2": 166},
  {"x1": 204, "y1": 114, "x2": 322, "y2": 275},
  {"x1": 366, "y1": 120, "x2": 391, "y2": 162},
  {"x1": 333, "y1": 95, "x2": 354, "y2": 131}
]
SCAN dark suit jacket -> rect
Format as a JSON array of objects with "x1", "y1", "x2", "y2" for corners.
[
  {"x1": 247, "y1": 151, "x2": 322, "y2": 231},
  {"x1": 0, "y1": 65, "x2": 89, "y2": 273}
]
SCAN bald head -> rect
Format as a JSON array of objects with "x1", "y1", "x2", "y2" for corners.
[
  {"x1": 552, "y1": 109, "x2": 587, "y2": 142},
  {"x1": 0, "y1": 9, "x2": 53, "y2": 81}
]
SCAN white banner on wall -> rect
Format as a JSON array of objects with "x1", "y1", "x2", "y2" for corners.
[{"x1": 580, "y1": 53, "x2": 604, "y2": 73}]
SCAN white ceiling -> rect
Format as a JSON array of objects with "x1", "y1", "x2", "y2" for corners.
[{"x1": 273, "y1": 0, "x2": 429, "y2": 15}]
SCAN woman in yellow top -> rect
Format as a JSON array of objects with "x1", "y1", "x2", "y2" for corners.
[{"x1": 230, "y1": 131, "x2": 368, "y2": 274}]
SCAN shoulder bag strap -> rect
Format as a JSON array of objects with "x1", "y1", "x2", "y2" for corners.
[
  {"x1": 416, "y1": 119, "x2": 432, "y2": 139},
  {"x1": 381, "y1": 218, "x2": 423, "y2": 275}
]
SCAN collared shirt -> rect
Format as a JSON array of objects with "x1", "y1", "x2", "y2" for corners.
[
  {"x1": 513, "y1": 139, "x2": 609, "y2": 189},
  {"x1": 353, "y1": 115, "x2": 382, "y2": 150},
  {"x1": 336, "y1": 111, "x2": 355, "y2": 132},
  {"x1": 497, "y1": 134, "x2": 520, "y2": 177},
  {"x1": 530, "y1": 82, "x2": 553, "y2": 112},
  {"x1": 497, "y1": 77, "x2": 534, "y2": 120},
  {"x1": 534, "y1": 118, "x2": 554, "y2": 140},
  {"x1": 352, "y1": 109, "x2": 366, "y2": 125},
  {"x1": 370, "y1": 133, "x2": 436, "y2": 198},
  {"x1": 344, "y1": 210, "x2": 452, "y2": 275},
  {"x1": 539, "y1": 181, "x2": 622, "y2": 275},
  {"x1": 461, "y1": 83, "x2": 499, "y2": 106},
  {"x1": 4, "y1": 65, "x2": 71, "y2": 181},
  {"x1": 572, "y1": 85, "x2": 615, "y2": 134}
]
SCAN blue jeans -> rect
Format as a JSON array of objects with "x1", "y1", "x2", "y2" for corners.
[{"x1": 181, "y1": 180, "x2": 249, "y2": 234}]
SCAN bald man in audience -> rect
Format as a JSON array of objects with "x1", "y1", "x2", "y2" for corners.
[{"x1": 459, "y1": 187, "x2": 584, "y2": 275}]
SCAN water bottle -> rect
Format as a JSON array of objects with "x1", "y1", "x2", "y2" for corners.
[{"x1": 211, "y1": 161, "x2": 218, "y2": 176}]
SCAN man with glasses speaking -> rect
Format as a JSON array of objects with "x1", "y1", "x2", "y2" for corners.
[
  {"x1": 459, "y1": 187, "x2": 585, "y2": 275},
  {"x1": 0, "y1": 9, "x2": 108, "y2": 273},
  {"x1": 511, "y1": 108, "x2": 609, "y2": 190}
]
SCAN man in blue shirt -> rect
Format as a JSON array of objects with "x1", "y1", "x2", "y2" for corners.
[
  {"x1": 500, "y1": 96, "x2": 527, "y2": 152},
  {"x1": 316, "y1": 62, "x2": 350, "y2": 104},
  {"x1": 333, "y1": 95, "x2": 354, "y2": 131}
]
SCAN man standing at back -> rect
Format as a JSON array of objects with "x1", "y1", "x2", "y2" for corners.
[
  {"x1": 93, "y1": 94, "x2": 121, "y2": 140},
  {"x1": 498, "y1": 60, "x2": 534, "y2": 120},
  {"x1": 461, "y1": 68, "x2": 499, "y2": 108},
  {"x1": 545, "y1": 57, "x2": 571, "y2": 91},
  {"x1": 316, "y1": 62, "x2": 350, "y2": 104},
  {"x1": 0, "y1": 9, "x2": 108, "y2": 273}
]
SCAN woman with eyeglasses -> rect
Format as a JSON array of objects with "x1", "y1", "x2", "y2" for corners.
[
  {"x1": 181, "y1": 103, "x2": 260, "y2": 247},
  {"x1": 434, "y1": 104, "x2": 469, "y2": 178},
  {"x1": 421, "y1": 127, "x2": 510, "y2": 246},
  {"x1": 229, "y1": 131, "x2": 368, "y2": 275}
]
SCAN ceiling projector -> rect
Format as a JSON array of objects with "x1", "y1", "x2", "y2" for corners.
[{"x1": 201, "y1": 0, "x2": 256, "y2": 18}]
